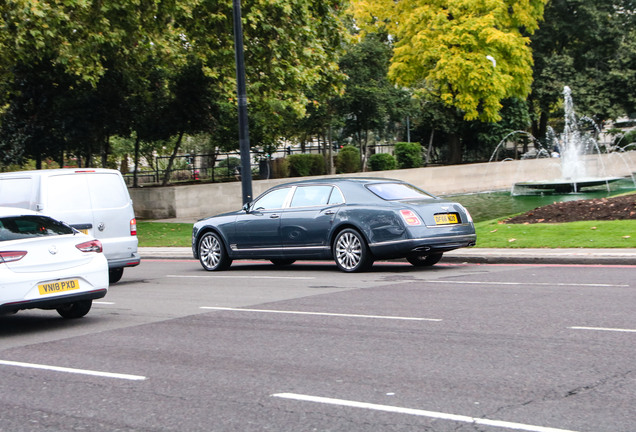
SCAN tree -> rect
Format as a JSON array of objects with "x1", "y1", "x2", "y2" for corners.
[
  {"x1": 528, "y1": 0, "x2": 636, "y2": 141},
  {"x1": 335, "y1": 33, "x2": 411, "y2": 169},
  {"x1": 351, "y1": 0, "x2": 546, "y2": 123}
]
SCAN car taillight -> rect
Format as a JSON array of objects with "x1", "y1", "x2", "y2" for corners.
[
  {"x1": 460, "y1": 205, "x2": 473, "y2": 223},
  {"x1": 0, "y1": 251, "x2": 27, "y2": 263},
  {"x1": 76, "y1": 240, "x2": 103, "y2": 253},
  {"x1": 400, "y1": 209, "x2": 422, "y2": 226},
  {"x1": 130, "y1": 218, "x2": 137, "y2": 236}
]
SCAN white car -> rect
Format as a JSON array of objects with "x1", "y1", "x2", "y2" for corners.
[{"x1": 0, "y1": 207, "x2": 108, "y2": 318}]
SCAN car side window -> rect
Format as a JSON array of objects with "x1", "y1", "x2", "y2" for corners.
[
  {"x1": 290, "y1": 186, "x2": 333, "y2": 208},
  {"x1": 328, "y1": 187, "x2": 345, "y2": 205},
  {"x1": 252, "y1": 187, "x2": 290, "y2": 211}
]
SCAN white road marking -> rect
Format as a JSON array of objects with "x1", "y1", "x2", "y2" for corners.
[
  {"x1": 168, "y1": 274, "x2": 315, "y2": 280},
  {"x1": 0, "y1": 360, "x2": 146, "y2": 381},
  {"x1": 94, "y1": 301, "x2": 115, "y2": 305},
  {"x1": 569, "y1": 326, "x2": 636, "y2": 333},
  {"x1": 271, "y1": 393, "x2": 580, "y2": 432},
  {"x1": 200, "y1": 307, "x2": 441, "y2": 322},
  {"x1": 433, "y1": 280, "x2": 627, "y2": 287}
]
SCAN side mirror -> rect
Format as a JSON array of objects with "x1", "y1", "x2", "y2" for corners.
[{"x1": 242, "y1": 203, "x2": 250, "y2": 213}]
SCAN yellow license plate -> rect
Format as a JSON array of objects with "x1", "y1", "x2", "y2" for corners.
[
  {"x1": 434, "y1": 213, "x2": 459, "y2": 225},
  {"x1": 78, "y1": 229, "x2": 89, "y2": 235},
  {"x1": 38, "y1": 279, "x2": 80, "y2": 295}
]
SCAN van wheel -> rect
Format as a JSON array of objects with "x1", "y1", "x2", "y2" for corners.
[
  {"x1": 109, "y1": 268, "x2": 124, "y2": 283},
  {"x1": 57, "y1": 300, "x2": 92, "y2": 319},
  {"x1": 198, "y1": 232, "x2": 232, "y2": 271}
]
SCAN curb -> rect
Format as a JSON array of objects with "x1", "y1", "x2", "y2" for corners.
[{"x1": 139, "y1": 247, "x2": 636, "y2": 266}]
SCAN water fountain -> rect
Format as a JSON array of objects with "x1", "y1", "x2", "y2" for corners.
[{"x1": 512, "y1": 86, "x2": 624, "y2": 194}]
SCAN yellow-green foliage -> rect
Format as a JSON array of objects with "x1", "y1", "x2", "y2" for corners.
[{"x1": 350, "y1": 0, "x2": 546, "y2": 122}]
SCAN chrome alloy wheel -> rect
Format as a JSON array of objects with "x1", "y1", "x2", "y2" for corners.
[
  {"x1": 333, "y1": 229, "x2": 372, "y2": 272},
  {"x1": 198, "y1": 232, "x2": 231, "y2": 271},
  {"x1": 335, "y1": 232, "x2": 361, "y2": 270}
]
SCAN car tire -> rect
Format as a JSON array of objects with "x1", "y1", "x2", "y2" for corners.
[
  {"x1": 56, "y1": 300, "x2": 92, "y2": 319},
  {"x1": 198, "y1": 232, "x2": 232, "y2": 271},
  {"x1": 333, "y1": 228, "x2": 373, "y2": 272},
  {"x1": 407, "y1": 252, "x2": 443, "y2": 267},
  {"x1": 109, "y1": 268, "x2": 124, "y2": 284},
  {"x1": 271, "y1": 259, "x2": 296, "y2": 266}
]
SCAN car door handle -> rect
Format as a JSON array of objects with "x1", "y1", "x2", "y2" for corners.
[
  {"x1": 270, "y1": 214, "x2": 280, "y2": 219},
  {"x1": 324, "y1": 210, "x2": 335, "y2": 215}
]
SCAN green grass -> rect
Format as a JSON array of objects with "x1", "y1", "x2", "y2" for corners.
[
  {"x1": 137, "y1": 219, "x2": 636, "y2": 249},
  {"x1": 137, "y1": 221, "x2": 193, "y2": 247},
  {"x1": 475, "y1": 219, "x2": 636, "y2": 248}
]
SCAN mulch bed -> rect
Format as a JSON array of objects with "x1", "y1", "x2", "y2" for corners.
[{"x1": 504, "y1": 193, "x2": 636, "y2": 224}]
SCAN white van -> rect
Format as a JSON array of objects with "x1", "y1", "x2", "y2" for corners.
[{"x1": 0, "y1": 168, "x2": 140, "y2": 283}]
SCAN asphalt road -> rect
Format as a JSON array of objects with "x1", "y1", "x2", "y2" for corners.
[{"x1": 1, "y1": 259, "x2": 635, "y2": 432}]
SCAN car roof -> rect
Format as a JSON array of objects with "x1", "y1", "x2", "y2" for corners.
[
  {"x1": 0, "y1": 207, "x2": 39, "y2": 217},
  {"x1": 279, "y1": 177, "x2": 403, "y2": 186},
  {"x1": 0, "y1": 168, "x2": 120, "y2": 178}
]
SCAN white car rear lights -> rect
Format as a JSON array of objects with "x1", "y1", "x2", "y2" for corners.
[
  {"x1": 0, "y1": 251, "x2": 27, "y2": 263},
  {"x1": 400, "y1": 209, "x2": 422, "y2": 226},
  {"x1": 130, "y1": 218, "x2": 137, "y2": 236},
  {"x1": 76, "y1": 240, "x2": 103, "y2": 253}
]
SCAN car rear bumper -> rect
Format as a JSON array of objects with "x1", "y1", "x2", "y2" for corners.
[
  {"x1": 369, "y1": 234, "x2": 477, "y2": 259},
  {"x1": 107, "y1": 252, "x2": 141, "y2": 269},
  {"x1": 0, "y1": 288, "x2": 107, "y2": 314}
]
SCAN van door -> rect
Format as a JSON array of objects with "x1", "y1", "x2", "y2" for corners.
[
  {"x1": 84, "y1": 172, "x2": 137, "y2": 263},
  {"x1": 44, "y1": 173, "x2": 94, "y2": 233},
  {"x1": 45, "y1": 171, "x2": 138, "y2": 265}
]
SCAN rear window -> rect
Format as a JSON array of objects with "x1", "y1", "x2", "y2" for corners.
[
  {"x1": 367, "y1": 183, "x2": 435, "y2": 201},
  {"x1": 0, "y1": 215, "x2": 74, "y2": 242}
]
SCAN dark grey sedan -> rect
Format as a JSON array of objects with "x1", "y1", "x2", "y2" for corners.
[{"x1": 192, "y1": 178, "x2": 476, "y2": 272}]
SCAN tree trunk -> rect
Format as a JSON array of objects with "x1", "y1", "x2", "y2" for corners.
[
  {"x1": 133, "y1": 135, "x2": 141, "y2": 188},
  {"x1": 101, "y1": 136, "x2": 110, "y2": 168},
  {"x1": 161, "y1": 131, "x2": 185, "y2": 186},
  {"x1": 425, "y1": 129, "x2": 435, "y2": 165},
  {"x1": 447, "y1": 132, "x2": 462, "y2": 164}
]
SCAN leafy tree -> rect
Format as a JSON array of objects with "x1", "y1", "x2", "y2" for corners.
[
  {"x1": 528, "y1": 0, "x2": 636, "y2": 140},
  {"x1": 335, "y1": 33, "x2": 411, "y2": 169},
  {"x1": 351, "y1": 0, "x2": 546, "y2": 123}
]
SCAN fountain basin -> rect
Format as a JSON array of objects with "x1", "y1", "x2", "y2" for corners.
[{"x1": 514, "y1": 177, "x2": 624, "y2": 193}]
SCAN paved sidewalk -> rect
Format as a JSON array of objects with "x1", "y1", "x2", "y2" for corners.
[{"x1": 139, "y1": 247, "x2": 636, "y2": 265}]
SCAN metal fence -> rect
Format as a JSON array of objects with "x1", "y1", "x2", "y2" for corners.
[{"x1": 122, "y1": 144, "x2": 398, "y2": 187}]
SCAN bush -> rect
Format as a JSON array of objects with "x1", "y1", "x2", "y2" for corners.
[
  {"x1": 288, "y1": 154, "x2": 327, "y2": 177},
  {"x1": 335, "y1": 146, "x2": 361, "y2": 173},
  {"x1": 368, "y1": 153, "x2": 397, "y2": 171},
  {"x1": 270, "y1": 157, "x2": 290, "y2": 178},
  {"x1": 395, "y1": 142, "x2": 423, "y2": 169}
]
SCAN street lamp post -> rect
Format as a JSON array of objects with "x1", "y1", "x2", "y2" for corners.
[{"x1": 232, "y1": 0, "x2": 253, "y2": 205}]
